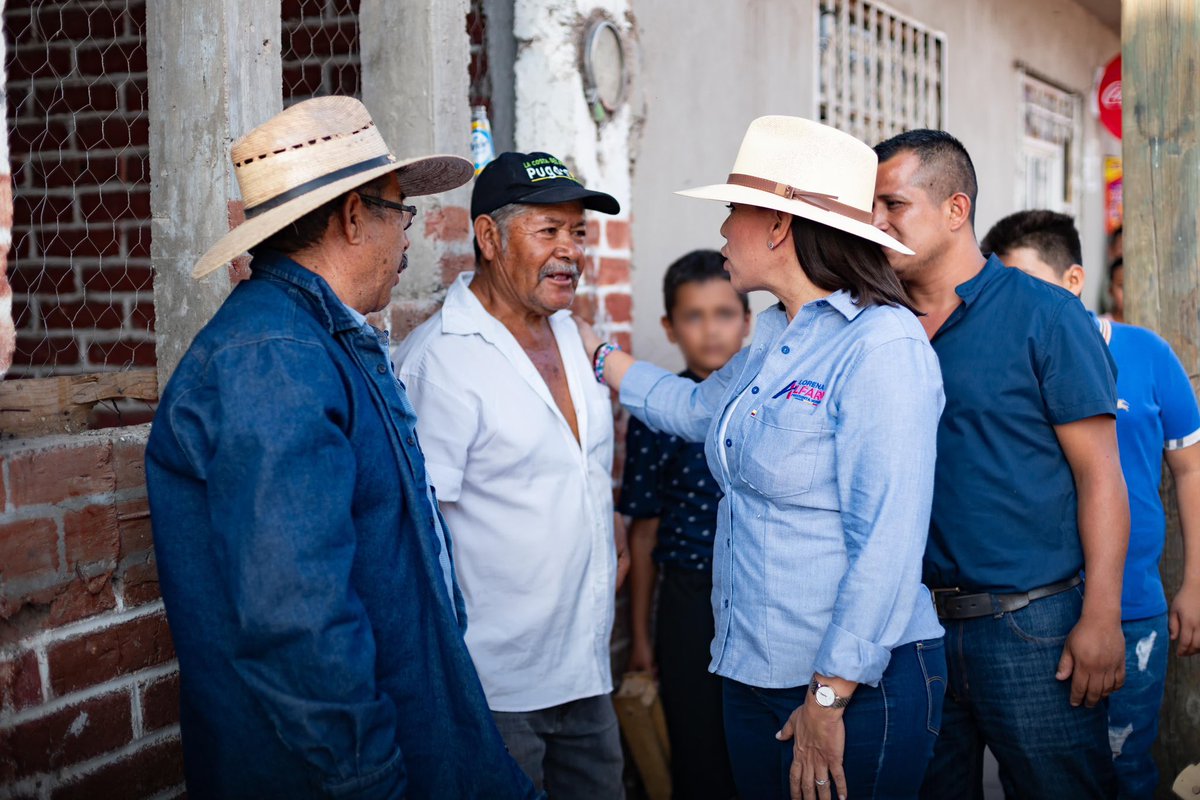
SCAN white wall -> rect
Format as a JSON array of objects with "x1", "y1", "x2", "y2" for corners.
[{"x1": 631, "y1": 0, "x2": 1119, "y2": 369}]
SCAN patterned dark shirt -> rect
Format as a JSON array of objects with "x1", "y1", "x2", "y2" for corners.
[{"x1": 618, "y1": 371, "x2": 722, "y2": 570}]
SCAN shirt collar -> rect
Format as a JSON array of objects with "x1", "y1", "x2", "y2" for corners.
[
  {"x1": 955, "y1": 253, "x2": 1007, "y2": 306},
  {"x1": 440, "y1": 270, "x2": 572, "y2": 339},
  {"x1": 250, "y1": 249, "x2": 363, "y2": 334},
  {"x1": 823, "y1": 289, "x2": 866, "y2": 321}
]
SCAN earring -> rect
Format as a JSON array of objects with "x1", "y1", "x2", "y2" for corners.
[{"x1": 767, "y1": 241, "x2": 775, "y2": 250}]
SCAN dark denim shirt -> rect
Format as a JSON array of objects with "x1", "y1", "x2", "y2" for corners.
[
  {"x1": 145, "y1": 252, "x2": 537, "y2": 800},
  {"x1": 618, "y1": 371, "x2": 723, "y2": 570}
]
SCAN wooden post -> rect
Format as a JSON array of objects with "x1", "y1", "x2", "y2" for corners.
[{"x1": 1122, "y1": 0, "x2": 1200, "y2": 791}]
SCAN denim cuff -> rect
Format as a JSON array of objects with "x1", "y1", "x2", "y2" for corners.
[
  {"x1": 811, "y1": 623, "x2": 892, "y2": 687},
  {"x1": 322, "y1": 746, "x2": 406, "y2": 799}
]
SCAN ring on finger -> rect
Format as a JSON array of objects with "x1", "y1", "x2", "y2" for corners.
[{"x1": 816, "y1": 779, "x2": 828, "y2": 786}]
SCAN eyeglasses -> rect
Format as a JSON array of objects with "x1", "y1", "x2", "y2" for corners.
[{"x1": 358, "y1": 194, "x2": 418, "y2": 231}]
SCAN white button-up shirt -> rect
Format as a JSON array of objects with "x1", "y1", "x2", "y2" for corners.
[{"x1": 394, "y1": 272, "x2": 616, "y2": 712}]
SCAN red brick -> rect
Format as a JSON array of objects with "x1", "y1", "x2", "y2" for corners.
[
  {"x1": 47, "y1": 612, "x2": 175, "y2": 697},
  {"x1": 50, "y1": 735, "x2": 183, "y2": 800},
  {"x1": 0, "y1": 518, "x2": 60, "y2": 583},
  {"x1": 38, "y1": 5, "x2": 126, "y2": 41},
  {"x1": 0, "y1": 650, "x2": 44, "y2": 712},
  {"x1": 122, "y1": 80, "x2": 148, "y2": 114},
  {"x1": 78, "y1": 189, "x2": 151, "y2": 224},
  {"x1": 40, "y1": 301, "x2": 125, "y2": 331},
  {"x1": 570, "y1": 291, "x2": 596, "y2": 321},
  {"x1": 13, "y1": 334, "x2": 81, "y2": 369},
  {"x1": 31, "y1": 155, "x2": 124, "y2": 190},
  {"x1": 87, "y1": 340, "x2": 156, "y2": 369},
  {"x1": 0, "y1": 690, "x2": 132, "y2": 781},
  {"x1": 113, "y1": 438, "x2": 146, "y2": 492},
  {"x1": 439, "y1": 252, "x2": 475, "y2": 286},
  {"x1": 282, "y1": 63, "x2": 324, "y2": 98},
  {"x1": 613, "y1": 331, "x2": 633, "y2": 354},
  {"x1": 585, "y1": 219, "x2": 600, "y2": 247},
  {"x1": 390, "y1": 299, "x2": 440, "y2": 339},
  {"x1": 8, "y1": 441, "x2": 114, "y2": 507},
  {"x1": 140, "y1": 672, "x2": 180, "y2": 733},
  {"x1": 604, "y1": 292, "x2": 632, "y2": 323},
  {"x1": 7, "y1": 43, "x2": 73, "y2": 84},
  {"x1": 285, "y1": 19, "x2": 360, "y2": 58},
  {"x1": 423, "y1": 206, "x2": 471, "y2": 243},
  {"x1": 47, "y1": 574, "x2": 118, "y2": 629},
  {"x1": 126, "y1": 224, "x2": 151, "y2": 258},
  {"x1": 605, "y1": 220, "x2": 631, "y2": 250},
  {"x1": 72, "y1": 42, "x2": 148, "y2": 78},
  {"x1": 39, "y1": 224, "x2": 122, "y2": 259},
  {"x1": 597, "y1": 258, "x2": 630, "y2": 285},
  {"x1": 116, "y1": 499, "x2": 152, "y2": 558},
  {"x1": 129, "y1": 301, "x2": 155, "y2": 334},
  {"x1": 7, "y1": 264, "x2": 77, "y2": 295},
  {"x1": 329, "y1": 63, "x2": 361, "y2": 96},
  {"x1": 63, "y1": 504, "x2": 120, "y2": 568},
  {"x1": 12, "y1": 192, "x2": 74, "y2": 228},
  {"x1": 10, "y1": 119, "x2": 73, "y2": 156},
  {"x1": 72, "y1": 116, "x2": 150, "y2": 152},
  {"x1": 121, "y1": 154, "x2": 150, "y2": 184},
  {"x1": 37, "y1": 82, "x2": 121, "y2": 116},
  {"x1": 119, "y1": 557, "x2": 160, "y2": 608},
  {"x1": 10, "y1": 297, "x2": 34, "y2": 328},
  {"x1": 81, "y1": 265, "x2": 153, "y2": 293}
]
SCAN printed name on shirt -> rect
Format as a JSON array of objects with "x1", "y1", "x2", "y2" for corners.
[{"x1": 772, "y1": 378, "x2": 827, "y2": 406}]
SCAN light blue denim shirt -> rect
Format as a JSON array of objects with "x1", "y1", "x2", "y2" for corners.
[{"x1": 620, "y1": 290, "x2": 945, "y2": 688}]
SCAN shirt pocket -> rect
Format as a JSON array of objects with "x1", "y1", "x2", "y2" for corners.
[{"x1": 736, "y1": 405, "x2": 825, "y2": 499}]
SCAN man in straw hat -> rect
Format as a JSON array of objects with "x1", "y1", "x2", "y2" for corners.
[
  {"x1": 145, "y1": 97, "x2": 539, "y2": 800},
  {"x1": 394, "y1": 151, "x2": 628, "y2": 797},
  {"x1": 872, "y1": 129, "x2": 1128, "y2": 797}
]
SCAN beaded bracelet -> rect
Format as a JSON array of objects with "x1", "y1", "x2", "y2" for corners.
[{"x1": 592, "y1": 341, "x2": 621, "y2": 385}]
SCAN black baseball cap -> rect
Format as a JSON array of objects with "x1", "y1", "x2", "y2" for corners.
[{"x1": 470, "y1": 151, "x2": 620, "y2": 219}]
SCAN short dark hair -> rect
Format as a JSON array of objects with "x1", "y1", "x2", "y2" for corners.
[
  {"x1": 980, "y1": 209, "x2": 1082, "y2": 276},
  {"x1": 791, "y1": 217, "x2": 918, "y2": 314},
  {"x1": 1109, "y1": 255, "x2": 1123, "y2": 280},
  {"x1": 662, "y1": 249, "x2": 749, "y2": 319},
  {"x1": 874, "y1": 129, "x2": 978, "y2": 225},
  {"x1": 250, "y1": 173, "x2": 392, "y2": 257}
]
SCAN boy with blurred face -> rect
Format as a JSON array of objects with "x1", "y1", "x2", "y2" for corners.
[
  {"x1": 985, "y1": 209, "x2": 1200, "y2": 799},
  {"x1": 619, "y1": 250, "x2": 749, "y2": 800}
]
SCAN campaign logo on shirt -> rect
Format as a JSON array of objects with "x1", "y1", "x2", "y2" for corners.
[
  {"x1": 772, "y1": 379, "x2": 827, "y2": 407},
  {"x1": 1118, "y1": 398, "x2": 1130, "y2": 412}
]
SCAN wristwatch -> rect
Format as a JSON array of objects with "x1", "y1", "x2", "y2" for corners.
[{"x1": 809, "y1": 678, "x2": 851, "y2": 709}]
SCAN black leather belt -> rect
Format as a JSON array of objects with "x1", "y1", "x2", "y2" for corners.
[{"x1": 931, "y1": 575, "x2": 1082, "y2": 620}]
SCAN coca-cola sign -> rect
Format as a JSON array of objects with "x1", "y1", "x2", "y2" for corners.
[{"x1": 1098, "y1": 55, "x2": 1121, "y2": 139}]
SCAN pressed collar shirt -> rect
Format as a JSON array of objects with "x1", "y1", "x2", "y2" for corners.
[
  {"x1": 620, "y1": 291, "x2": 944, "y2": 688},
  {"x1": 394, "y1": 272, "x2": 616, "y2": 712}
]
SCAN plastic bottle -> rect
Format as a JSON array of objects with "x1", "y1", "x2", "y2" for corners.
[{"x1": 470, "y1": 105, "x2": 496, "y2": 175}]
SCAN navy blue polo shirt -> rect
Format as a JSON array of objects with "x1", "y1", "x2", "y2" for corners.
[
  {"x1": 924, "y1": 255, "x2": 1117, "y2": 594},
  {"x1": 618, "y1": 370, "x2": 723, "y2": 570}
]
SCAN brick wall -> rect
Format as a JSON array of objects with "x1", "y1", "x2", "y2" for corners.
[
  {"x1": 282, "y1": 0, "x2": 361, "y2": 105},
  {"x1": 0, "y1": 425, "x2": 184, "y2": 798},
  {"x1": 5, "y1": 1, "x2": 153, "y2": 378}
]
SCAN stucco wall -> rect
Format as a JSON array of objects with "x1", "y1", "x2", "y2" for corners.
[{"x1": 630, "y1": 0, "x2": 1119, "y2": 369}]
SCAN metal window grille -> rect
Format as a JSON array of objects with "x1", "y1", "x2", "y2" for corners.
[
  {"x1": 281, "y1": 0, "x2": 362, "y2": 105},
  {"x1": 1015, "y1": 67, "x2": 1081, "y2": 215},
  {"x1": 816, "y1": 0, "x2": 946, "y2": 143},
  {"x1": 5, "y1": 0, "x2": 152, "y2": 378}
]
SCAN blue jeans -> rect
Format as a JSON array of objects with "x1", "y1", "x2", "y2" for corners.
[
  {"x1": 1107, "y1": 613, "x2": 1169, "y2": 799},
  {"x1": 922, "y1": 585, "x2": 1117, "y2": 799},
  {"x1": 491, "y1": 694, "x2": 625, "y2": 800},
  {"x1": 723, "y1": 639, "x2": 946, "y2": 800}
]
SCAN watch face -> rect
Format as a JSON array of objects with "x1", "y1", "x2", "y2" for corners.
[{"x1": 815, "y1": 685, "x2": 837, "y2": 707}]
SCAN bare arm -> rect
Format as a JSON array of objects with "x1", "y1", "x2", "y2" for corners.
[
  {"x1": 626, "y1": 517, "x2": 660, "y2": 673},
  {"x1": 1166, "y1": 442, "x2": 1200, "y2": 655},
  {"x1": 1053, "y1": 415, "x2": 1129, "y2": 706}
]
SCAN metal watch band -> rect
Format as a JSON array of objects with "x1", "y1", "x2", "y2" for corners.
[{"x1": 809, "y1": 678, "x2": 851, "y2": 709}]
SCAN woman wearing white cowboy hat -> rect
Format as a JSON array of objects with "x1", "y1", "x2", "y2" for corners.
[{"x1": 579, "y1": 116, "x2": 946, "y2": 799}]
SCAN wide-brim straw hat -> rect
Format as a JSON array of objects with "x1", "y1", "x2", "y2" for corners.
[
  {"x1": 676, "y1": 115, "x2": 913, "y2": 255},
  {"x1": 192, "y1": 96, "x2": 474, "y2": 278}
]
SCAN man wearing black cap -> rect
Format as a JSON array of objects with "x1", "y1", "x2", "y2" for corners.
[{"x1": 394, "y1": 152, "x2": 628, "y2": 797}]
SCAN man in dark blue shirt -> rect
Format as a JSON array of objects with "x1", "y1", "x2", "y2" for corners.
[{"x1": 872, "y1": 130, "x2": 1129, "y2": 799}]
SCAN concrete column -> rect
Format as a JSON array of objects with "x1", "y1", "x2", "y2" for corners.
[
  {"x1": 360, "y1": 0, "x2": 474, "y2": 335},
  {"x1": 147, "y1": 0, "x2": 282, "y2": 385},
  {"x1": 0, "y1": 0, "x2": 13, "y2": 379}
]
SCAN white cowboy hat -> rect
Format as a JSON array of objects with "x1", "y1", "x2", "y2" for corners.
[
  {"x1": 676, "y1": 115, "x2": 913, "y2": 255},
  {"x1": 192, "y1": 95, "x2": 474, "y2": 278}
]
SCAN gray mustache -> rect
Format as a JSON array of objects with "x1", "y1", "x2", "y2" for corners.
[{"x1": 539, "y1": 263, "x2": 579, "y2": 280}]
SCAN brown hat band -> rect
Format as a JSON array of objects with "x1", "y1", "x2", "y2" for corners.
[{"x1": 726, "y1": 173, "x2": 873, "y2": 225}]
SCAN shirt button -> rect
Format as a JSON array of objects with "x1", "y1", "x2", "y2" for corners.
[
  {"x1": 751, "y1": 386, "x2": 759, "y2": 394},
  {"x1": 376, "y1": 364, "x2": 387, "y2": 374},
  {"x1": 406, "y1": 436, "x2": 415, "y2": 446},
  {"x1": 723, "y1": 599, "x2": 729, "y2": 608},
  {"x1": 781, "y1": 345, "x2": 791, "y2": 354},
  {"x1": 725, "y1": 438, "x2": 732, "y2": 447}
]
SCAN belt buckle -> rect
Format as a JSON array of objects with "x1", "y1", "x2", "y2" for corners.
[{"x1": 930, "y1": 586, "x2": 961, "y2": 612}]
